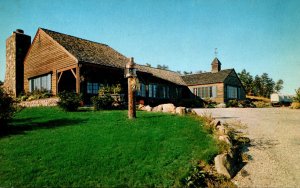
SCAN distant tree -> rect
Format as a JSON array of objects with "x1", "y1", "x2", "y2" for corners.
[
  {"x1": 0, "y1": 80, "x2": 3, "y2": 86},
  {"x1": 157, "y1": 64, "x2": 169, "y2": 70},
  {"x1": 294, "y1": 88, "x2": 300, "y2": 102},
  {"x1": 238, "y1": 69, "x2": 253, "y2": 95},
  {"x1": 252, "y1": 75, "x2": 262, "y2": 96},
  {"x1": 145, "y1": 63, "x2": 151, "y2": 67},
  {"x1": 274, "y1": 79, "x2": 284, "y2": 93},
  {"x1": 239, "y1": 69, "x2": 282, "y2": 98},
  {"x1": 176, "y1": 71, "x2": 182, "y2": 75},
  {"x1": 194, "y1": 70, "x2": 204, "y2": 74},
  {"x1": 183, "y1": 71, "x2": 193, "y2": 75},
  {"x1": 260, "y1": 73, "x2": 275, "y2": 97},
  {"x1": 251, "y1": 73, "x2": 275, "y2": 98}
]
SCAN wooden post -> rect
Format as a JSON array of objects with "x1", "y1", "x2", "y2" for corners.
[
  {"x1": 128, "y1": 78, "x2": 136, "y2": 119},
  {"x1": 76, "y1": 65, "x2": 80, "y2": 93}
]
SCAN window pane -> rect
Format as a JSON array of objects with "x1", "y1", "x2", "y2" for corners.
[{"x1": 87, "y1": 82, "x2": 92, "y2": 94}]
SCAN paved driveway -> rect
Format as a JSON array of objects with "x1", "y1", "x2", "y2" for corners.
[{"x1": 193, "y1": 108, "x2": 300, "y2": 187}]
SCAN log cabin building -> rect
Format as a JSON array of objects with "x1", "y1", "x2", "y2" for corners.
[
  {"x1": 181, "y1": 58, "x2": 246, "y2": 103},
  {"x1": 4, "y1": 28, "x2": 245, "y2": 105},
  {"x1": 4, "y1": 28, "x2": 188, "y2": 105}
]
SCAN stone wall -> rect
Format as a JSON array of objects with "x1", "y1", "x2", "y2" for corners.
[
  {"x1": 4, "y1": 31, "x2": 31, "y2": 97},
  {"x1": 4, "y1": 34, "x2": 16, "y2": 96},
  {"x1": 19, "y1": 97, "x2": 59, "y2": 107}
]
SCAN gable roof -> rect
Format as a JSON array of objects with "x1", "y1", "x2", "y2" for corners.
[
  {"x1": 40, "y1": 28, "x2": 185, "y2": 85},
  {"x1": 41, "y1": 28, "x2": 127, "y2": 68},
  {"x1": 181, "y1": 69, "x2": 234, "y2": 85}
]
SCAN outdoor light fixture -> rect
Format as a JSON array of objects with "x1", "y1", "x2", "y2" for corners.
[{"x1": 125, "y1": 57, "x2": 137, "y2": 78}]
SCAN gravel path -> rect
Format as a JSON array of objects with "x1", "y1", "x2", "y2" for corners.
[{"x1": 193, "y1": 108, "x2": 300, "y2": 187}]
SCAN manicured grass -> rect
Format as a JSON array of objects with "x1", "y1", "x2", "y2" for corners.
[{"x1": 0, "y1": 107, "x2": 218, "y2": 187}]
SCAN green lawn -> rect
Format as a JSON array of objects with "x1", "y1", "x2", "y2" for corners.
[{"x1": 0, "y1": 107, "x2": 218, "y2": 187}]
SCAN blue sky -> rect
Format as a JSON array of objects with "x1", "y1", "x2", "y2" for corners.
[{"x1": 0, "y1": 0, "x2": 299, "y2": 94}]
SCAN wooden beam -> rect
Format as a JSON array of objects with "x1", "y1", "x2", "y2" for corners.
[
  {"x1": 57, "y1": 72, "x2": 63, "y2": 84},
  {"x1": 70, "y1": 68, "x2": 76, "y2": 78},
  {"x1": 57, "y1": 64, "x2": 77, "y2": 73}
]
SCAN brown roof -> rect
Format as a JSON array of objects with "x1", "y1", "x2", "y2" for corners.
[
  {"x1": 136, "y1": 65, "x2": 186, "y2": 85},
  {"x1": 41, "y1": 28, "x2": 185, "y2": 85},
  {"x1": 181, "y1": 69, "x2": 233, "y2": 85}
]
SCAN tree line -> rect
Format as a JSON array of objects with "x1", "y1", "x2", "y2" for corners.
[{"x1": 238, "y1": 69, "x2": 283, "y2": 98}]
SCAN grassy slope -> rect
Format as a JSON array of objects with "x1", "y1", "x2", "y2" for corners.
[{"x1": 0, "y1": 107, "x2": 218, "y2": 187}]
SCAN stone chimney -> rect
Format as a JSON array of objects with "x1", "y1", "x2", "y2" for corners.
[
  {"x1": 4, "y1": 29, "x2": 31, "y2": 97},
  {"x1": 211, "y1": 57, "x2": 221, "y2": 73}
]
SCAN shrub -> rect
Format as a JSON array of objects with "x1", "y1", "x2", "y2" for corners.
[
  {"x1": 294, "y1": 88, "x2": 300, "y2": 102},
  {"x1": 97, "y1": 84, "x2": 123, "y2": 95},
  {"x1": 290, "y1": 102, "x2": 300, "y2": 109},
  {"x1": 18, "y1": 89, "x2": 52, "y2": 101},
  {"x1": 238, "y1": 99, "x2": 255, "y2": 108},
  {"x1": 204, "y1": 99, "x2": 217, "y2": 108},
  {"x1": 226, "y1": 99, "x2": 239, "y2": 107},
  {"x1": 0, "y1": 88, "x2": 16, "y2": 128},
  {"x1": 91, "y1": 94, "x2": 114, "y2": 110},
  {"x1": 58, "y1": 91, "x2": 82, "y2": 111},
  {"x1": 253, "y1": 101, "x2": 271, "y2": 108}
]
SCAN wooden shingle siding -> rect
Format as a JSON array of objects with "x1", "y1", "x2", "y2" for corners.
[
  {"x1": 24, "y1": 29, "x2": 77, "y2": 94},
  {"x1": 187, "y1": 83, "x2": 224, "y2": 103}
]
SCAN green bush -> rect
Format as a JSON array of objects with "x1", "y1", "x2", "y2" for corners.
[
  {"x1": 204, "y1": 99, "x2": 217, "y2": 108},
  {"x1": 91, "y1": 94, "x2": 114, "y2": 110},
  {"x1": 98, "y1": 84, "x2": 122, "y2": 95},
  {"x1": 226, "y1": 99, "x2": 239, "y2": 107},
  {"x1": 18, "y1": 89, "x2": 52, "y2": 101},
  {"x1": 0, "y1": 88, "x2": 16, "y2": 128},
  {"x1": 294, "y1": 88, "x2": 300, "y2": 102},
  {"x1": 58, "y1": 91, "x2": 82, "y2": 111},
  {"x1": 238, "y1": 99, "x2": 255, "y2": 108},
  {"x1": 253, "y1": 101, "x2": 271, "y2": 108}
]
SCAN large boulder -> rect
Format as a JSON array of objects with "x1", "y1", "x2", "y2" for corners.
[
  {"x1": 144, "y1": 105, "x2": 152, "y2": 112},
  {"x1": 175, "y1": 107, "x2": 186, "y2": 115},
  {"x1": 162, "y1": 103, "x2": 176, "y2": 113},
  {"x1": 152, "y1": 104, "x2": 163, "y2": 112},
  {"x1": 218, "y1": 135, "x2": 232, "y2": 145},
  {"x1": 216, "y1": 124, "x2": 228, "y2": 135},
  {"x1": 214, "y1": 149, "x2": 242, "y2": 178},
  {"x1": 214, "y1": 153, "x2": 232, "y2": 178},
  {"x1": 138, "y1": 104, "x2": 145, "y2": 110}
]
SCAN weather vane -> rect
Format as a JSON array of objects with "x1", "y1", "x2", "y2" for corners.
[{"x1": 215, "y1": 48, "x2": 218, "y2": 57}]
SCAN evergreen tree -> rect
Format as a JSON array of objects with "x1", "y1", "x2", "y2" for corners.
[
  {"x1": 274, "y1": 79, "x2": 284, "y2": 93},
  {"x1": 157, "y1": 64, "x2": 169, "y2": 70},
  {"x1": 238, "y1": 69, "x2": 253, "y2": 94}
]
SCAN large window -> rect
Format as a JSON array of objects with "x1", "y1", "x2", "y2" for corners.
[
  {"x1": 137, "y1": 83, "x2": 146, "y2": 97},
  {"x1": 149, "y1": 84, "x2": 158, "y2": 98},
  {"x1": 29, "y1": 74, "x2": 51, "y2": 92},
  {"x1": 193, "y1": 86, "x2": 217, "y2": 99},
  {"x1": 227, "y1": 86, "x2": 238, "y2": 99},
  {"x1": 87, "y1": 82, "x2": 101, "y2": 94}
]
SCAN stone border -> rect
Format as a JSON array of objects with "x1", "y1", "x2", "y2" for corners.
[
  {"x1": 139, "y1": 103, "x2": 250, "y2": 185},
  {"x1": 138, "y1": 103, "x2": 191, "y2": 115},
  {"x1": 19, "y1": 97, "x2": 59, "y2": 107}
]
